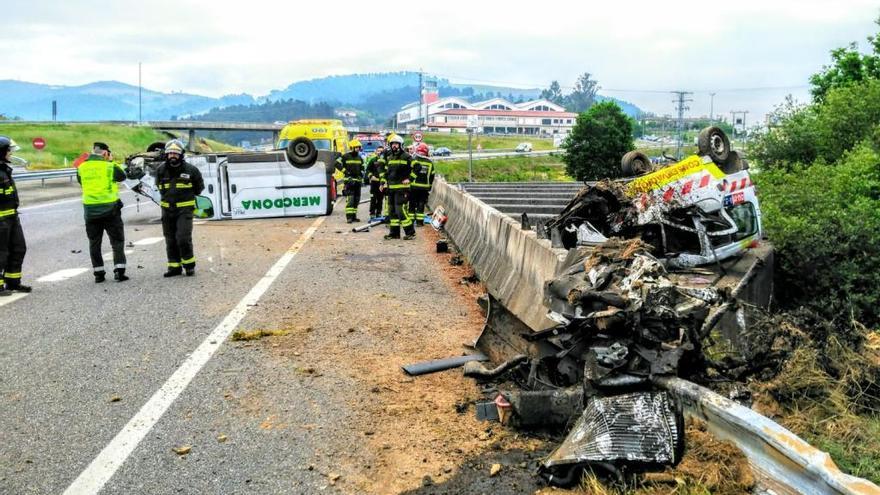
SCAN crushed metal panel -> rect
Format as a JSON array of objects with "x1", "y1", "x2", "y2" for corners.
[{"x1": 543, "y1": 391, "x2": 684, "y2": 469}]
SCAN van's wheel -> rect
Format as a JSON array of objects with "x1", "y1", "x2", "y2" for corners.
[
  {"x1": 698, "y1": 126, "x2": 730, "y2": 164},
  {"x1": 723, "y1": 150, "x2": 745, "y2": 174},
  {"x1": 286, "y1": 137, "x2": 317, "y2": 167},
  {"x1": 621, "y1": 151, "x2": 652, "y2": 176}
]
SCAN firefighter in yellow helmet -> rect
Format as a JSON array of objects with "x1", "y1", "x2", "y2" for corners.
[
  {"x1": 335, "y1": 139, "x2": 365, "y2": 223},
  {"x1": 379, "y1": 134, "x2": 415, "y2": 240}
]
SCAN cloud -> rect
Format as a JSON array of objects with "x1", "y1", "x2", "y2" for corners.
[{"x1": 2, "y1": 0, "x2": 878, "y2": 118}]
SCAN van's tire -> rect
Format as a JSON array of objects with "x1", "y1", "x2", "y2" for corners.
[
  {"x1": 723, "y1": 150, "x2": 745, "y2": 174},
  {"x1": 697, "y1": 126, "x2": 730, "y2": 164},
  {"x1": 621, "y1": 151, "x2": 653, "y2": 176},
  {"x1": 286, "y1": 137, "x2": 318, "y2": 167}
]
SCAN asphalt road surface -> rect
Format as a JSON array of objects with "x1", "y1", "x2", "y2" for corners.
[{"x1": 0, "y1": 190, "x2": 546, "y2": 495}]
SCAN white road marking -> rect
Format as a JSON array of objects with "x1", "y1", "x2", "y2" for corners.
[
  {"x1": 132, "y1": 237, "x2": 164, "y2": 246},
  {"x1": 102, "y1": 249, "x2": 135, "y2": 261},
  {"x1": 63, "y1": 214, "x2": 328, "y2": 495},
  {"x1": 36, "y1": 268, "x2": 90, "y2": 283},
  {"x1": 17, "y1": 197, "x2": 81, "y2": 212},
  {"x1": 193, "y1": 220, "x2": 207, "y2": 225},
  {"x1": 0, "y1": 292, "x2": 28, "y2": 307}
]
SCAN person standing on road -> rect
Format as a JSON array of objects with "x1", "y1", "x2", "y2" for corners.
[
  {"x1": 364, "y1": 145, "x2": 385, "y2": 221},
  {"x1": 335, "y1": 139, "x2": 365, "y2": 223},
  {"x1": 157, "y1": 140, "x2": 204, "y2": 277},
  {"x1": 0, "y1": 137, "x2": 31, "y2": 295},
  {"x1": 409, "y1": 143, "x2": 435, "y2": 227},
  {"x1": 379, "y1": 135, "x2": 415, "y2": 240},
  {"x1": 77, "y1": 142, "x2": 129, "y2": 283}
]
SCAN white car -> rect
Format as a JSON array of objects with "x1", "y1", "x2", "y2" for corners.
[{"x1": 515, "y1": 142, "x2": 533, "y2": 152}]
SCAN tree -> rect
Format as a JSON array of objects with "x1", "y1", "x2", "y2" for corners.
[
  {"x1": 562, "y1": 101, "x2": 634, "y2": 181},
  {"x1": 810, "y1": 16, "x2": 880, "y2": 102},
  {"x1": 540, "y1": 80, "x2": 565, "y2": 105},
  {"x1": 564, "y1": 73, "x2": 599, "y2": 112}
]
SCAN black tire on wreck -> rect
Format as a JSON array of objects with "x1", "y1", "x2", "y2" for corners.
[
  {"x1": 286, "y1": 137, "x2": 318, "y2": 167},
  {"x1": 697, "y1": 126, "x2": 731, "y2": 165},
  {"x1": 621, "y1": 150, "x2": 653, "y2": 176}
]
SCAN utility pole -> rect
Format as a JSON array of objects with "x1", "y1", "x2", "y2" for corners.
[
  {"x1": 709, "y1": 92, "x2": 716, "y2": 121},
  {"x1": 671, "y1": 91, "x2": 693, "y2": 160},
  {"x1": 138, "y1": 62, "x2": 142, "y2": 124},
  {"x1": 418, "y1": 68, "x2": 424, "y2": 128}
]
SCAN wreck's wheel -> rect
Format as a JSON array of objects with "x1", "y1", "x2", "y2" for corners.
[
  {"x1": 698, "y1": 126, "x2": 730, "y2": 164},
  {"x1": 286, "y1": 137, "x2": 318, "y2": 167},
  {"x1": 620, "y1": 151, "x2": 652, "y2": 176},
  {"x1": 723, "y1": 150, "x2": 745, "y2": 174}
]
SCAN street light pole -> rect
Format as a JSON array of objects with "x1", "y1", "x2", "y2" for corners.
[
  {"x1": 138, "y1": 62, "x2": 142, "y2": 124},
  {"x1": 467, "y1": 129, "x2": 474, "y2": 182}
]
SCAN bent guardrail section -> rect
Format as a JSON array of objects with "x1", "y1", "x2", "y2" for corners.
[{"x1": 657, "y1": 377, "x2": 880, "y2": 495}]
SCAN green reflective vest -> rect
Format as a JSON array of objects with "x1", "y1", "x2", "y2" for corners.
[{"x1": 78, "y1": 158, "x2": 122, "y2": 205}]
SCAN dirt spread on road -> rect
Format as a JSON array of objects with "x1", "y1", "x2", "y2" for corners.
[{"x1": 224, "y1": 216, "x2": 755, "y2": 494}]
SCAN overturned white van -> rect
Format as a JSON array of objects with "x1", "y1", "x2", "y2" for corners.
[{"x1": 124, "y1": 138, "x2": 337, "y2": 220}]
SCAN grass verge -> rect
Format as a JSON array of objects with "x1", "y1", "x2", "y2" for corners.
[{"x1": 435, "y1": 154, "x2": 571, "y2": 182}]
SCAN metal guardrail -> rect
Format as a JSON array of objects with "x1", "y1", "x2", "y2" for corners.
[
  {"x1": 657, "y1": 377, "x2": 880, "y2": 495},
  {"x1": 13, "y1": 168, "x2": 77, "y2": 183}
]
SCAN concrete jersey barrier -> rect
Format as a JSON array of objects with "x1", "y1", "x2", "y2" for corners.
[{"x1": 429, "y1": 177, "x2": 567, "y2": 331}]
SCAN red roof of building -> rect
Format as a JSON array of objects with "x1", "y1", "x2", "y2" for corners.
[{"x1": 436, "y1": 109, "x2": 578, "y2": 118}]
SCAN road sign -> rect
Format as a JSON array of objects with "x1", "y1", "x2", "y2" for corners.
[
  {"x1": 412, "y1": 131, "x2": 423, "y2": 142},
  {"x1": 32, "y1": 137, "x2": 46, "y2": 150}
]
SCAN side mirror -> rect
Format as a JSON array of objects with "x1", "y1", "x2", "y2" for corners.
[{"x1": 194, "y1": 195, "x2": 214, "y2": 219}]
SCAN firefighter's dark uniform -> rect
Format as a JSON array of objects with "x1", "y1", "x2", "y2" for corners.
[
  {"x1": 409, "y1": 154, "x2": 435, "y2": 226},
  {"x1": 380, "y1": 149, "x2": 415, "y2": 239},
  {"x1": 156, "y1": 161, "x2": 204, "y2": 275},
  {"x1": 0, "y1": 159, "x2": 26, "y2": 292},
  {"x1": 364, "y1": 153, "x2": 385, "y2": 219},
  {"x1": 77, "y1": 154, "x2": 128, "y2": 280},
  {"x1": 336, "y1": 151, "x2": 364, "y2": 222}
]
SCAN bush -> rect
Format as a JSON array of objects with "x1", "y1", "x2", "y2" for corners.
[
  {"x1": 562, "y1": 101, "x2": 633, "y2": 181},
  {"x1": 756, "y1": 143, "x2": 880, "y2": 326},
  {"x1": 751, "y1": 81, "x2": 880, "y2": 170}
]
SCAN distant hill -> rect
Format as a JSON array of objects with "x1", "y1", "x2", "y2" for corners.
[
  {"x1": 0, "y1": 80, "x2": 254, "y2": 121},
  {"x1": 0, "y1": 73, "x2": 645, "y2": 123}
]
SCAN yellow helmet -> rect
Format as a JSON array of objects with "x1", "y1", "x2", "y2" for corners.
[
  {"x1": 349, "y1": 139, "x2": 362, "y2": 149},
  {"x1": 387, "y1": 134, "x2": 404, "y2": 145},
  {"x1": 386, "y1": 133, "x2": 401, "y2": 144}
]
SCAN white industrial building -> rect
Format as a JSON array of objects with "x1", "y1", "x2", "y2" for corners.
[{"x1": 396, "y1": 97, "x2": 578, "y2": 135}]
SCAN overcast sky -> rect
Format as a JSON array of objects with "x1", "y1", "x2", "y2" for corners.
[{"x1": 4, "y1": 0, "x2": 878, "y2": 120}]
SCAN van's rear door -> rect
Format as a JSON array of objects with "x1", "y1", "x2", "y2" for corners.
[{"x1": 225, "y1": 151, "x2": 328, "y2": 218}]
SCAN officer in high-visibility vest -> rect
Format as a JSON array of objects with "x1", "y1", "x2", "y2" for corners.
[
  {"x1": 156, "y1": 140, "x2": 204, "y2": 277},
  {"x1": 364, "y1": 145, "x2": 385, "y2": 221},
  {"x1": 0, "y1": 136, "x2": 30, "y2": 295},
  {"x1": 379, "y1": 134, "x2": 415, "y2": 240},
  {"x1": 409, "y1": 142, "x2": 435, "y2": 226},
  {"x1": 335, "y1": 139, "x2": 365, "y2": 223},
  {"x1": 77, "y1": 142, "x2": 128, "y2": 283}
]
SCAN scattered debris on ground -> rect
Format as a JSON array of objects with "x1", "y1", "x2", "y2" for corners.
[{"x1": 230, "y1": 328, "x2": 290, "y2": 341}]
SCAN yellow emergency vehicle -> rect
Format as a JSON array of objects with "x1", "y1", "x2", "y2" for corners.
[{"x1": 276, "y1": 119, "x2": 349, "y2": 154}]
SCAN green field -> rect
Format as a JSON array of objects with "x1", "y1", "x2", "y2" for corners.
[
  {"x1": 416, "y1": 132, "x2": 556, "y2": 152},
  {"x1": 0, "y1": 123, "x2": 239, "y2": 169},
  {"x1": 434, "y1": 154, "x2": 571, "y2": 182}
]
